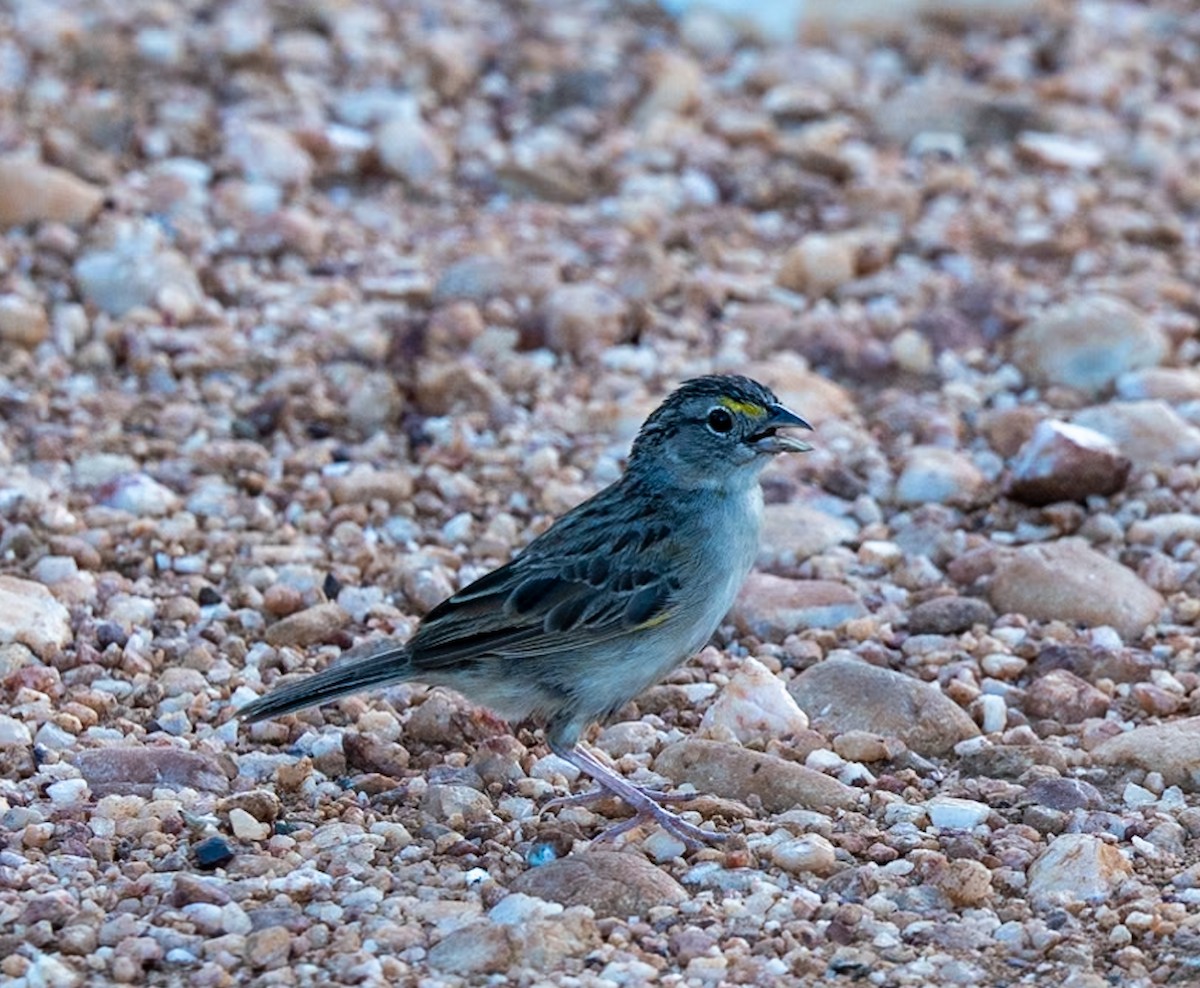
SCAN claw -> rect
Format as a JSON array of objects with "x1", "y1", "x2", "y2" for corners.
[{"x1": 543, "y1": 741, "x2": 729, "y2": 848}]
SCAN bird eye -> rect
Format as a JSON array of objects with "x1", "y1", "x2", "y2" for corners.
[{"x1": 706, "y1": 407, "x2": 734, "y2": 434}]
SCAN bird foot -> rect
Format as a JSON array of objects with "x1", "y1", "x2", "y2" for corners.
[{"x1": 544, "y1": 742, "x2": 729, "y2": 849}]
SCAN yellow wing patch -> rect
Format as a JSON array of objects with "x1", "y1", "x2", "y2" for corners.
[
  {"x1": 718, "y1": 396, "x2": 767, "y2": 418},
  {"x1": 634, "y1": 610, "x2": 673, "y2": 631}
]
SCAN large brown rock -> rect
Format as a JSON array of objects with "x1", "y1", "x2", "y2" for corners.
[
  {"x1": 1092, "y1": 718, "x2": 1200, "y2": 790},
  {"x1": 788, "y1": 657, "x2": 979, "y2": 756},
  {"x1": 988, "y1": 539, "x2": 1163, "y2": 641},
  {"x1": 511, "y1": 851, "x2": 686, "y2": 917},
  {"x1": 653, "y1": 739, "x2": 858, "y2": 814}
]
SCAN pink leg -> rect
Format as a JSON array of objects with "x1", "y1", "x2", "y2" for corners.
[{"x1": 546, "y1": 741, "x2": 729, "y2": 848}]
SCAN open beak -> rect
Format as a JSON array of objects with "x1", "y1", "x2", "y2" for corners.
[{"x1": 748, "y1": 403, "x2": 814, "y2": 454}]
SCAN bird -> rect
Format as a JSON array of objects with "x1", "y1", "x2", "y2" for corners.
[{"x1": 239, "y1": 374, "x2": 813, "y2": 846}]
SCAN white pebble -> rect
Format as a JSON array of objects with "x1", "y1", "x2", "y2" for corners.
[
  {"x1": 46, "y1": 778, "x2": 89, "y2": 805},
  {"x1": 926, "y1": 796, "x2": 990, "y2": 830},
  {"x1": 978, "y1": 694, "x2": 1007, "y2": 733},
  {"x1": 489, "y1": 892, "x2": 564, "y2": 925},
  {"x1": 228, "y1": 807, "x2": 270, "y2": 841}
]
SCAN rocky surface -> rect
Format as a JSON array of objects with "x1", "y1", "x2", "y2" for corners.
[{"x1": 2, "y1": 0, "x2": 1200, "y2": 986}]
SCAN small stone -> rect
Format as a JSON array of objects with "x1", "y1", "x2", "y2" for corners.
[
  {"x1": 1016, "y1": 132, "x2": 1105, "y2": 170},
  {"x1": 1027, "y1": 833, "x2": 1132, "y2": 908},
  {"x1": 895, "y1": 446, "x2": 986, "y2": 506},
  {"x1": 74, "y1": 747, "x2": 229, "y2": 796},
  {"x1": 832, "y1": 731, "x2": 895, "y2": 763},
  {"x1": 376, "y1": 113, "x2": 451, "y2": 187},
  {"x1": 777, "y1": 233, "x2": 859, "y2": 297},
  {"x1": 97, "y1": 473, "x2": 180, "y2": 516},
  {"x1": 264, "y1": 603, "x2": 349, "y2": 648},
  {"x1": 329, "y1": 467, "x2": 414, "y2": 505},
  {"x1": 228, "y1": 807, "x2": 270, "y2": 841},
  {"x1": 1116, "y1": 366, "x2": 1200, "y2": 402},
  {"x1": 1023, "y1": 669, "x2": 1109, "y2": 723},
  {"x1": 908, "y1": 596, "x2": 995, "y2": 635},
  {"x1": 772, "y1": 834, "x2": 838, "y2": 875},
  {"x1": 0, "y1": 156, "x2": 104, "y2": 228},
  {"x1": 1011, "y1": 295, "x2": 1166, "y2": 394},
  {"x1": 732, "y1": 574, "x2": 866, "y2": 639},
  {"x1": 758, "y1": 502, "x2": 858, "y2": 569},
  {"x1": 1007, "y1": 420, "x2": 1131, "y2": 505},
  {"x1": 699, "y1": 656, "x2": 809, "y2": 745},
  {"x1": 1026, "y1": 777, "x2": 1104, "y2": 811},
  {"x1": 988, "y1": 539, "x2": 1163, "y2": 642},
  {"x1": 931, "y1": 858, "x2": 993, "y2": 907},
  {"x1": 0, "y1": 575, "x2": 72, "y2": 659},
  {"x1": 541, "y1": 283, "x2": 630, "y2": 359},
  {"x1": 193, "y1": 835, "x2": 236, "y2": 870},
  {"x1": 245, "y1": 926, "x2": 291, "y2": 968},
  {"x1": 1073, "y1": 400, "x2": 1200, "y2": 470},
  {"x1": 1092, "y1": 718, "x2": 1200, "y2": 790},
  {"x1": 428, "y1": 922, "x2": 514, "y2": 975},
  {"x1": 642, "y1": 829, "x2": 688, "y2": 863},
  {"x1": 654, "y1": 739, "x2": 858, "y2": 814},
  {"x1": 789, "y1": 657, "x2": 980, "y2": 756},
  {"x1": 511, "y1": 850, "x2": 687, "y2": 918},
  {"x1": 0, "y1": 714, "x2": 32, "y2": 746},
  {"x1": 0, "y1": 295, "x2": 49, "y2": 347},
  {"x1": 927, "y1": 796, "x2": 990, "y2": 829},
  {"x1": 46, "y1": 779, "x2": 89, "y2": 805},
  {"x1": 225, "y1": 120, "x2": 313, "y2": 187},
  {"x1": 74, "y1": 221, "x2": 204, "y2": 319},
  {"x1": 421, "y1": 784, "x2": 494, "y2": 824}
]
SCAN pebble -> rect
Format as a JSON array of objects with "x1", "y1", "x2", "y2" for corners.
[
  {"x1": 0, "y1": 156, "x2": 103, "y2": 227},
  {"x1": 894, "y1": 446, "x2": 986, "y2": 506},
  {"x1": 74, "y1": 746, "x2": 229, "y2": 797},
  {"x1": 926, "y1": 796, "x2": 990, "y2": 830},
  {"x1": 1011, "y1": 295, "x2": 1166, "y2": 394},
  {"x1": 654, "y1": 738, "x2": 858, "y2": 814},
  {"x1": 329, "y1": 467, "x2": 414, "y2": 505},
  {"x1": 1072, "y1": 400, "x2": 1200, "y2": 469},
  {"x1": 732, "y1": 574, "x2": 866, "y2": 639},
  {"x1": 245, "y1": 926, "x2": 292, "y2": 968},
  {"x1": 0, "y1": 294, "x2": 49, "y2": 348},
  {"x1": 0, "y1": 714, "x2": 32, "y2": 746},
  {"x1": 771, "y1": 834, "x2": 838, "y2": 875},
  {"x1": 228, "y1": 807, "x2": 270, "y2": 841},
  {"x1": 988, "y1": 539, "x2": 1164, "y2": 641},
  {"x1": 74, "y1": 221, "x2": 205, "y2": 319},
  {"x1": 776, "y1": 232, "x2": 859, "y2": 297},
  {"x1": 757, "y1": 502, "x2": 858, "y2": 569},
  {"x1": 263, "y1": 602, "x2": 349, "y2": 648},
  {"x1": 98, "y1": 473, "x2": 180, "y2": 516},
  {"x1": 699, "y1": 655, "x2": 809, "y2": 744},
  {"x1": 1023, "y1": 669, "x2": 1109, "y2": 723},
  {"x1": 420, "y1": 784, "x2": 494, "y2": 824},
  {"x1": 1016, "y1": 132, "x2": 1106, "y2": 170},
  {"x1": 511, "y1": 851, "x2": 687, "y2": 917},
  {"x1": 907, "y1": 595, "x2": 995, "y2": 635},
  {"x1": 541, "y1": 283, "x2": 631, "y2": 359},
  {"x1": 1092, "y1": 718, "x2": 1200, "y2": 790},
  {"x1": 789, "y1": 657, "x2": 979, "y2": 756},
  {"x1": 193, "y1": 835, "x2": 236, "y2": 870},
  {"x1": 224, "y1": 119, "x2": 314, "y2": 187},
  {"x1": 1026, "y1": 834, "x2": 1132, "y2": 908},
  {"x1": 1026, "y1": 778, "x2": 1104, "y2": 812},
  {"x1": 0, "y1": 575, "x2": 72, "y2": 659},
  {"x1": 376, "y1": 113, "x2": 451, "y2": 188},
  {"x1": 1006, "y1": 420, "x2": 1131, "y2": 505}
]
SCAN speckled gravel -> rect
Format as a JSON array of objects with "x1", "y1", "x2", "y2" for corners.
[{"x1": 2, "y1": 0, "x2": 1200, "y2": 985}]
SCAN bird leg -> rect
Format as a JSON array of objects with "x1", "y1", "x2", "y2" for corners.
[{"x1": 546, "y1": 740, "x2": 729, "y2": 848}]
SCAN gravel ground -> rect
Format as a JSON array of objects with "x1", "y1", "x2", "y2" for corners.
[{"x1": 2, "y1": 0, "x2": 1200, "y2": 985}]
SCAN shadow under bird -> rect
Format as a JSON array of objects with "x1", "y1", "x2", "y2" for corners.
[{"x1": 239, "y1": 374, "x2": 813, "y2": 846}]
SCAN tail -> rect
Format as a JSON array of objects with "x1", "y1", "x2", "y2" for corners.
[{"x1": 239, "y1": 639, "x2": 413, "y2": 723}]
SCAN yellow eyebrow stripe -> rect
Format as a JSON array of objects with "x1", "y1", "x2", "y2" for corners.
[{"x1": 718, "y1": 397, "x2": 767, "y2": 417}]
